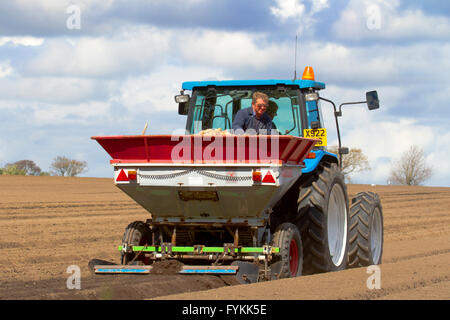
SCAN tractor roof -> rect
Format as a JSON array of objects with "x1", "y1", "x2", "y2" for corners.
[{"x1": 182, "y1": 79, "x2": 325, "y2": 91}]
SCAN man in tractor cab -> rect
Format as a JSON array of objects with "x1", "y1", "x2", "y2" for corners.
[{"x1": 232, "y1": 92, "x2": 278, "y2": 135}]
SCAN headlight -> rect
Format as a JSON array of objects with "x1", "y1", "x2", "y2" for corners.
[
  {"x1": 175, "y1": 94, "x2": 190, "y2": 103},
  {"x1": 305, "y1": 92, "x2": 319, "y2": 101}
]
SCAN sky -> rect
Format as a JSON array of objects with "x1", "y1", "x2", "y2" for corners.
[{"x1": 0, "y1": 0, "x2": 449, "y2": 186}]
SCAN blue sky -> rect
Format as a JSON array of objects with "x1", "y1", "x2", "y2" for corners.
[{"x1": 0, "y1": 0, "x2": 449, "y2": 186}]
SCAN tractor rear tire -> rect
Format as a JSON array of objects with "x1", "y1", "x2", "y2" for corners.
[
  {"x1": 271, "y1": 222, "x2": 303, "y2": 278},
  {"x1": 121, "y1": 221, "x2": 152, "y2": 265},
  {"x1": 297, "y1": 162, "x2": 349, "y2": 274},
  {"x1": 348, "y1": 192, "x2": 384, "y2": 267}
]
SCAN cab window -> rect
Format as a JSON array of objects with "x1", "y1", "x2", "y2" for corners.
[{"x1": 190, "y1": 87, "x2": 302, "y2": 136}]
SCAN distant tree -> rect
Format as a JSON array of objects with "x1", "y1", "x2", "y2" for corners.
[
  {"x1": 50, "y1": 156, "x2": 87, "y2": 177},
  {"x1": 10, "y1": 160, "x2": 42, "y2": 176},
  {"x1": 328, "y1": 146, "x2": 371, "y2": 182},
  {"x1": 39, "y1": 171, "x2": 50, "y2": 176},
  {"x1": 2, "y1": 164, "x2": 26, "y2": 175},
  {"x1": 388, "y1": 145, "x2": 432, "y2": 186}
]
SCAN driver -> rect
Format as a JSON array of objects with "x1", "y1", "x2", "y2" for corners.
[{"x1": 232, "y1": 92, "x2": 277, "y2": 135}]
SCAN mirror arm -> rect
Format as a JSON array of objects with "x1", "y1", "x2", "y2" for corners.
[
  {"x1": 338, "y1": 101, "x2": 367, "y2": 115},
  {"x1": 318, "y1": 97, "x2": 343, "y2": 170}
]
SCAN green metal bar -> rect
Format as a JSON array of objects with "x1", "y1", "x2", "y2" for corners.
[{"x1": 118, "y1": 245, "x2": 280, "y2": 254}]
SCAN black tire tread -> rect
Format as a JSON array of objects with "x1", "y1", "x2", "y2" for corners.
[
  {"x1": 121, "y1": 221, "x2": 151, "y2": 265},
  {"x1": 348, "y1": 192, "x2": 383, "y2": 268},
  {"x1": 296, "y1": 162, "x2": 349, "y2": 274},
  {"x1": 271, "y1": 222, "x2": 303, "y2": 278}
]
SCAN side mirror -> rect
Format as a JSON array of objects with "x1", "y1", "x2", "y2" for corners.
[
  {"x1": 366, "y1": 91, "x2": 379, "y2": 110},
  {"x1": 339, "y1": 147, "x2": 349, "y2": 155},
  {"x1": 175, "y1": 94, "x2": 190, "y2": 115}
]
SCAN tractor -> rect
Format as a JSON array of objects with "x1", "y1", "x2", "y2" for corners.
[{"x1": 91, "y1": 66, "x2": 383, "y2": 282}]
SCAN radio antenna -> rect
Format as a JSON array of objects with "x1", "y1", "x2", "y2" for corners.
[{"x1": 293, "y1": 34, "x2": 298, "y2": 80}]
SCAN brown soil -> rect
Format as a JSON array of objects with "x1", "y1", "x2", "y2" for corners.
[
  {"x1": 0, "y1": 176, "x2": 448, "y2": 300},
  {"x1": 150, "y1": 260, "x2": 184, "y2": 275}
]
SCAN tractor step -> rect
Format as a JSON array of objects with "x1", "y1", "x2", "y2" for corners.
[
  {"x1": 178, "y1": 265, "x2": 238, "y2": 275},
  {"x1": 89, "y1": 259, "x2": 239, "y2": 275},
  {"x1": 94, "y1": 265, "x2": 153, "y2": 274},
  {"x1": 88, "y1": 259, "x2": 153, "y2": 274}
]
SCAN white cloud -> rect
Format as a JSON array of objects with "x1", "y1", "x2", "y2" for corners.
[
  {"x1": 345, "y1": 117, "x2": 433, "y2": 160},
  {"x1": 333, "y1": 0, "x2": 450, "y2": 41},
  {"x1": 22, "y1": 25, "x2": 449, "y2": 87},
  {"x1": 116, "y1": 64, "x2": 228, "y2": 113},
  {"x1": 427, "y1": 132, "x2": 450, "y2": 186},
  {"x1": 13, "y1": 0, "x2": 114, "y2": 14},
  {"x1": 351, "y1": 126, "x2": 450, "y2": 187},
  {"x1": 324, "y1": 105, "x2": 440, "y2": 185},
  {"x1": 322, "y1": 84, "x2": 407, "y2": 120},
  {"x1": 27, "y1": 26, "x2": 170, "y2": 77},
  {"x1": 178, "y1": 30, "x2": 291, "y2": 71},
  {"x1": 270, "y1": 0, "x2": 329, "y2": 34},
  {"x1": 13, "y1": 0, "x2": 67, "y2": 12},
  {"x1": 316, "y1": 82, "x2": 449, "y2": 185},
  {"x1": 310, "y1": 0, "x2": 329, "y2": 14},
  {"x1": 290, "y1": 41, "x2": 450, "y2": 87},
  {"x1": 0, "y1": 136, "x2": 7, "y2": 164},
  {"x1": 0, "y1": 61, "x2": 13, "y2": 78},
  {"x1": 0, "y1": 36, "x2": 44, "y2": 46},
  {"x1": 32, "y1": 101, "x2": 110, "y2": 125},
  {"x1": 271, "y1": 0, "x2": 306, "y2": 21},
  {"x1": 0, "y1": 77, "x2": 110, "y2": 105}
]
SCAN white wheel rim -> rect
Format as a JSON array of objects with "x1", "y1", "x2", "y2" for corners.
[
  {"x1": 327, "y1": 183, "x2": 347, "y2": 267},
  {"x1": 370, "y1": 207, "x2": 383, "y2": 264}
]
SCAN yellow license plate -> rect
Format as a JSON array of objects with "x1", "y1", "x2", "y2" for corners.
[{"x1": 303, "y1": 128, "x2": 327, "y2": 147}]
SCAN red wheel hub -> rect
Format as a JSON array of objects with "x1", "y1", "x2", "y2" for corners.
[{"x1": 289, "y1": 239, "x2": 299, "y2": 276}]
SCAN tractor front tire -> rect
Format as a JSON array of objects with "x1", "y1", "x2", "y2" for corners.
[
  {"x1": 271, "y1": 222, "x2": 303, "y2": 278},
  {"x1": 348, "y1": 192, "x2": 384, "y2": 267},
  {"x1": 297, "y1": 162, "x2": 350, "y2": 274},
  {"x1": 121, "y1": 221, "x2": 152, "y2": 265}
]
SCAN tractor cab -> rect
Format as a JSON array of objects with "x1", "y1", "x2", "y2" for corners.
[
  {"x1": 176, "y1": 66, "x2": 380, "y2": 172},
  {"x1": 177, "y1": 75, "x2": 326, "y2": 141}
]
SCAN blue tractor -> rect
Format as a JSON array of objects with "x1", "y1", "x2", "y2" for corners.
[
  {"x1": 92, "y1": 66, "x2": 384, "y2": 281},
  {"x1": 175, "y1": 66, "x2": 384, "y2": 276}
]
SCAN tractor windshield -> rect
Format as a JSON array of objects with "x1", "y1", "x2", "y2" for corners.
[{"x1": 188, "y1": 86, "x2": 304, "y2": 136}]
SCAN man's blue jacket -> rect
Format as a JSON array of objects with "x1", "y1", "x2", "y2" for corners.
[{"x1": 232, "y1": 107, "x2": 274, "y2": 134}]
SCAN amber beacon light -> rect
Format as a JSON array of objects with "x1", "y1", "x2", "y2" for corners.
[{"x1": 302, "y1": 66, "x2": 315, "y2": 81}]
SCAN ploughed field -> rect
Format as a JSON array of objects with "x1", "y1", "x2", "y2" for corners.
[{"x1": 0, "y1": 176, "x2": 449, "y2": 300}]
